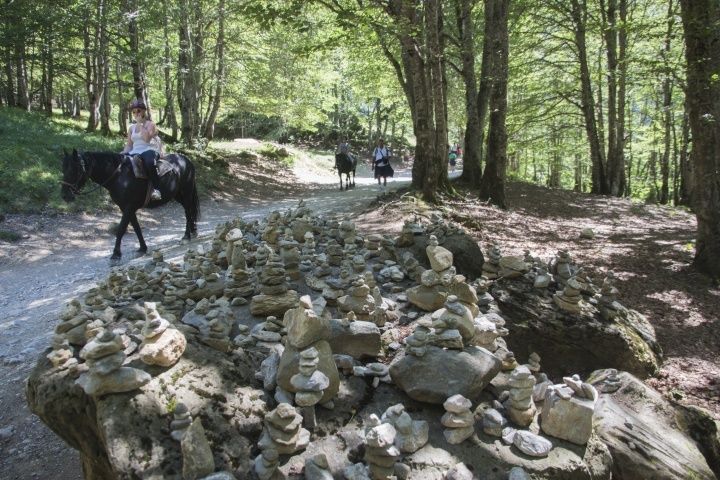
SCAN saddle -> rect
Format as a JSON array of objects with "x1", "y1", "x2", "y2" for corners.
[{"x1": 127, "y1": 155, "x2": 177, "y2": 180}]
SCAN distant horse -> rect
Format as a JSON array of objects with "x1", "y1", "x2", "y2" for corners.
[
  {"x1": 334, "y1": 153, "x2": 356, "y2": 190},
  {"x1": 60, "y1": 149, "x2": 200, "y2": 261}
]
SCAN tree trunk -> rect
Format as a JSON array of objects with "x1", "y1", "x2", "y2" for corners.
[
  {"x1": 478, "y1": 0, "x2": 510, "y2": 208},
  {"x1": 178, "y1": 0, "x2": 199, "y2": 144},
  {"x1": 14, "y1": 34, "x2": 30, "y2": 111},
  {"x1": 614, "y1": 0, "x2": 628, "y2": 196},
  {"x1": 203, "y1": 0, "x2": 226, "y2": 140},
  {"x1": 115, "y1": 62, "x2": 127, "y2": 137},
  {"x1": 678, "y1": 96, "x2": 692, "y2": 205},
  {"x1": 98, "y1": 0, "x2": 111, "y2": 135},
  {"x1": 680, "y1": 0, "x2": 720, "y2": 277},
  {"x1": 659, "y1": 0, "x2": 675, "y2": 204},
  {"x1": 457, "y1": 0, "x2": 483, "y2": 186},
  {"x1": 601, "y1": 0, "x2": 618, "y2": 195},
  {"x1": 476, "y1": 0, "x2": 495, "y2": 176},
  {"x1": 571, "y1": 0, "x2": 607, "y2": 194},
  {"x1": 127, "y1": 0, "x2": 149, "y2": 113},
  {"x1": 83, "y1": 19, "x2": 99, "y2": 131},
  {"x1": 162, "y1": 2, "x2": 178, "y2": 141}
]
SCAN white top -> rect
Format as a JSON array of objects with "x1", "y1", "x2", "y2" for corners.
[
  {"x1": 128, "y1": 124, "x2": 156, "y2": 155},
  {"x1": 373, "y1": 146, "x2": 389, "y2": 161}
]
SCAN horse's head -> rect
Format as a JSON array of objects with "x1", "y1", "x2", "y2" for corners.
[{"x1": 60, "y1": 148, "x2": 88, "y2": 202}]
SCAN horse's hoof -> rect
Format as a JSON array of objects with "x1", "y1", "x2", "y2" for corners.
[
  {"x1": 137, "y1": 247, "x2": 148, "y2": 255},
  {"x1": 181, "y1": 237, "x2": 190, "y2": 245}
]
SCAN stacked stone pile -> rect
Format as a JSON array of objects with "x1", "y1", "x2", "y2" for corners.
[
  {"x1": 441, "y1": 394, "x2": 475, "y2": 444},
  {"x1": 505, "y1": 366, "x2": 537, "y2": 427},
  {"x1": 258, "y1": 403, "x2": 310, "y2": 454},
  {"x1": 482, "y1": 244, "x2": 502, "y2": 279},
  {"x1": 364, "y1": 422, "x2": 400, "y2": 480},
  {"x1": 250, "y1": 252, "x2": 299, "y2": 317},
  {"x1": 279, "y1": 230, "x2": 301, "y2": 280},
  {"x1": 540, "y1": 374, "x2": 598, "y2": 445},
  {"x1": 138, "y1": 302, "x2": 186, "y2": 366},
  {"x1": 76, "y1": 329, "x2": 151, "y2": 396}
]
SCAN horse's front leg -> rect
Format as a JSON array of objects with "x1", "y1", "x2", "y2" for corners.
[
  {"x1": 339, "y1": 173, "x2": 343, "y2": 191},
  {"x1": 129, "y1": 211, "x2": 147, "y2": 254},
  {"x1": 111, "y1": 210, "x2": 133, "y2": 260}
]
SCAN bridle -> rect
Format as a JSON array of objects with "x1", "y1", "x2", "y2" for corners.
[{"x1": 60, "y1": 151, "x2": 121, "y2": 195}]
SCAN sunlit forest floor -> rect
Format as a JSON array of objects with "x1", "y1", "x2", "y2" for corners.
[{"x1": 355, "y1": 180, "x2": 720, "y2": 419}]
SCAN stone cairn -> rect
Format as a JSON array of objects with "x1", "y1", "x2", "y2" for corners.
[
  {"x1": 498, "y1": 255, "x2": 530, "y2": 279},
  {"x1": 442, "y1": 394, "x2": 475, "y2": 444},
  {"x1": 277, "y1": 296, "x2": 339, "y2": 407},
  {"x1": 55, "y1": 298, "x2": 91, "y2": 347},
  {"x1": 300, "y1": 231, "x2": 317, "y2": 272},
  {"x1": 506, "y1": 365, "x2": 537, "y2": 427},
  {"x1": 250, "y1": 251, "x2": 299, "y2": 317},
  {"x1": 404, "y1": 323, "x2": 430, "y2": 357},
  {"x1": 170, "y1": 402, "x2": 192, "y2": 441},
  {"x1": 364, "y1": 422, "x2": 400, "y2": 480},
  {"x1": 279, "y1": 229, "x2": 301, "y2": 280},
  {"x1": 181, "y1": 418, "x2": 215, "y2": 480},
  {"x1": 258, "y1": 403, "x2": 310, "y2": 455},
  {"x1": 482, "y1": 244, "x2": 502, "y2": 279},
  {"x1": 224, "y1": 233, "x2": 255, "y2": 304},
  {"x1": 254, "y1": 448, "x2": 282, "y2": 480},
  {"x1": 47, "y1": 334, "x2": 76, "y2": 369},
  {"x1": 261, "y1": 211, "x2": 283, "y2": 245},
  {"x1": 381, "y1": 404, "x2": 429, "y2": 454},
  {"x1": 406, "y1": 235, "x2": 455, "y2": 311},
  {"x1": 338, "y1": 277, "x2": 376, "y2": 319},
  {"x1": 598, "y1": 270, "x2": 621, "y2": 320},
  {"x1": 138, "y1": 301, "x2": 186, "y2": 367},
  {"x1": 541, "y1": 374, "x2": 598, "y2": 445},
  {"x1": 76, "y1": 329, "x2": 151, "y2": 396},
  {"x1": 469, "y1": 314, "x2": 508, "y2": 352},
  {"x1": 326, "y1": 239, "x2": 344, "y2": 266},
  {"x1": 338, "y1": 220, "x2": 357, "y2": 246},
  {"x1": 431, "y1": 295, "x2": 474, "y2": 349},
  {"x1": 354, "y1": 362, "x2": 391, "y2": 388},
  {"x1": 290, "y1": 346, "x2": 329, "y2": 429},
  {"x1": 482, "y1": 407, "x2": 507, "y2": 437},
  {"x1": 365, "y1": 234, "x2": 382, "y2": 259},
  {"x1": 553, "y1": 276, "x2": 583, "y2": 314},
  {"x1": 550, "y1": 249, "x2": 574, "y2": 285},
  {"x1": 200, "y1": 300, "x2": 234, "y2": 353}
]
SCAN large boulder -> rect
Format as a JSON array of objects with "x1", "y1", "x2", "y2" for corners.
[
  {"x1": 404, "y1": 230, "x2": 484, "y2": 280},
  {"x1": 491, "y1": 281, "x2": 662, "y2": 379},
  {"x1": 389, "y1": 346, "x2": 501, "y2": 404},
  {"x1": 588, "y1": 369, "x2": 717, "y2": 480},
  {"x1": 26, "y1": 342, "x2": 262, "y2": 479},
  {"x1": 327, "y1": 320, "x2": 382, "y2": 359}
]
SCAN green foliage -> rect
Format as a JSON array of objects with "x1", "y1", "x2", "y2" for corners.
[
  {"x1": 258, "y1": 144, "x2": 294, "y2": 166},
  {"x1": 0, "y1": 229, "x2": 22, "y2": 242},
  {"x1": 0, "y1": 108, "x2": 121, "y2": 213}
]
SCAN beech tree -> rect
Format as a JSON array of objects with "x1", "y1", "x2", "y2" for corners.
[{"x1": 679, "y1": 0, "x2": 720, "y2": 277}]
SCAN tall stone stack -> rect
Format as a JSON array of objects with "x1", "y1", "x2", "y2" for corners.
[
  {"x1": 598, "y1": 271, "x2": 621, "y2": 320},
  {"x1": 290, "y1": 346, "x2": 329, "y2": 429},
  {"x1": 364, "y1": 422, "x2": 400, "y2": 480},
  {"x1": 224, "y1": 227, "x2": 244, "y2": 267},
  {"x1": 325, "y1": 239, "x2": 344, "y2": 266},
  {"x1": 365, "y1": 234, "x2": 382, "y2": 259},
  {"x1": 138, "y1": 302, "x2": 186, "y2": 367},
  {"x1": 553, "y1": 276, "x2": 584, "y2": 314},
  {"x1": 338, "y1": 220, "x2": 356, "y2": 246},
  {"x1": 254, "y1": 241, "x2": 273, "y2": 269},
  {"x1": 261, "y1": 211, "x2": 282, "y2": 245},
  {"x1": 551, "y1": 249, "x2": 574, "y2": 285},
  {"x1": 337, "y1": 277, "x2": 376, "y2": 319},
  {"x1": 76, "y1": 330, "x2": 151, "y2": 396},
  {"x1": 441, "y1": 394, "x2": 475, "y2": 444},
  {"x1": 55, "y1": 298, "x2": 91, "y2": 347},
  {"x1": 250, "y1": 252, "x2": 299, "y2": 317},
  {"x1": 224, "y1": 241, "x2": 255, "y2": 302},
  {"x1": 482, "y1": 244, "x2": 502, "y2": 279},
  {"x1": 279, "y1": 230, "x2": 301, "y2": 280},
  {"x1": 506, "y1": 366, "x2": 537, "y2": 427},
  {"x1": 430, "y1": 295, "x2": 475, "y2": 349},
  {"x1": 258, "y1": 403, "x2": 310, "y2": 454},
  {"x1": 277, "y1": 296, "x2": 339, "y2": 405},
  {"x1": 406, "y1": 235, "x2": 455, "y2": 311}
]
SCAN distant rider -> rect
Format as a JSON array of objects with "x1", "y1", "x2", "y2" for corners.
[{"x1": 121, "y1": 99, "x2": 162, "y2": 200}]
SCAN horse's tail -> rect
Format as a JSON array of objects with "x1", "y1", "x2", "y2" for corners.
[{"x1": 185, "y1": 160, "x2": 201, "y2": 232}]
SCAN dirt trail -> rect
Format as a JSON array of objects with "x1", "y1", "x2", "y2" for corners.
[{"x1": 0, "y1": 145, "x2": 415, "y2": 480}]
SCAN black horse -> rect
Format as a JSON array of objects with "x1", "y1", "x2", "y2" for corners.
[
  {"x1": 334, "y1": 153, "x2": 356, "y2": 190},
  {"x1": 61, "y1": 149, "x2": 200, "y2": 261}
]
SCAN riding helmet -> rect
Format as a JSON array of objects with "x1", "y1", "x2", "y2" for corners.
[{"x1": 130, "y1": 99, "x2": 146, "y2": 110}]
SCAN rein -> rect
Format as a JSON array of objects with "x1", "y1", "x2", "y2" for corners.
[{"x1": 60, "y1": 152, "x2": 122, "y2": 195}]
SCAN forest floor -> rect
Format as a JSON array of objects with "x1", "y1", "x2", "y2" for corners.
[{"x1": 0, "y1": 146, "x2": 718, "y2": 479}]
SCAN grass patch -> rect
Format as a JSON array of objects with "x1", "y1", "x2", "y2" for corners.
[
  {"x1": 0, "y1": 108, "x2": 122, "y2": 214},
  {"x1": 0, "y1": 229, "x2": 22, "y2": 242},
  {"x1": 258, "y1": 143, "x2": 294, "y2": 166}
]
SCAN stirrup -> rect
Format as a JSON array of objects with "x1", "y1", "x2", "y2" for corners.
[{"x1": 151, "y1": 189, "x2": 162, "y2": 200}]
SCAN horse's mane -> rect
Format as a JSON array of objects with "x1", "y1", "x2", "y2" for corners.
[{"x1": 85, "y1": 151, "x2": 124, "y2": 168}]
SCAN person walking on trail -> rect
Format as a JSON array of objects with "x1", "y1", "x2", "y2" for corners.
[
  {"x1": 371, "y1": 138, "x2": 394, "y2": 192},
  {"x1": 121, "y1": 99, "x2": 163, "y2": 200}
]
